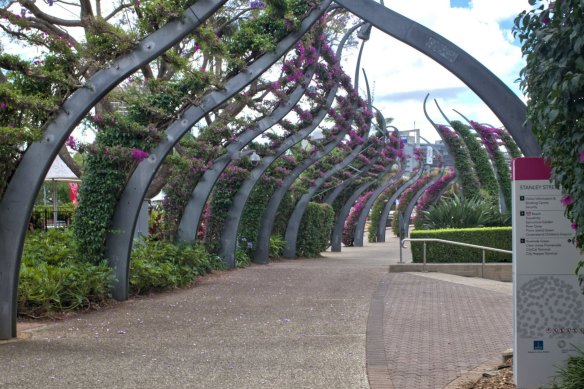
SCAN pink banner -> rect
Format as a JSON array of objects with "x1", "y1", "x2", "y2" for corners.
[{"x1": 69, "y1": 182, "x2": 79, "y2": 205}]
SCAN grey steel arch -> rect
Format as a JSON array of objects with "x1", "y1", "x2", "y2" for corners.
[
  {"x1": 104, "y1": 2, "x2": 332, "y2": 300},
  {"x1": 326, "y1": 113, "x2": 399, "y2": 250},
  {"x1": 252, "y1": 112, "x2": 353, "y2": 263},
  {"x1": 180, "y1": 21, "x2": 365, "y2": 247},
  {"x1": 217, "y1": 73, "x2": 340, "y2": 267},
  {"x1": 375, "y1": 166, "x2": 424, "y2": 243},
  {"x1": 324, "y1": 104, "x2": 388, "y2": 206},
  {"x1": 351, "y1": 168, "x2": 403, "y2": 247},
  {"x1": 282, "y1": 76, "x2": 373, "y2": 258},
  {"x1": 399, "y1": 168, "x2": 446, "y2": 239},
  {"x1": 251, "y1": 22, "x2": 366, "y2": 264},
  {"x1": 330, "y1": 178, "x2": 377, "y2": 251},
  {"x1": 323, "y1": 145, "x2": 382, "y2": 206},
  {"x1": 175, "y1": 46, "x2": 321, "y2": 243},
  {"x1": 329, "y1": 137, "x2": 401, "y2": 251},
  {"x1": 334, "y1": 0, "x2": 540, "y2": 157},
  {"x1": 431, "y1": 98, "x2": 503, "y2": 210},
  {"x1": 0, "y1": 0, "x2": 226, "y2": 340},
  {"x1": 452, "y1": 109, "x2": 510, "y2": 214}
]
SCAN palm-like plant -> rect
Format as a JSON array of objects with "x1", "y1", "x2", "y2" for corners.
[{"x1": 418, "y1": 194, "x2": 509, "y2": 230}]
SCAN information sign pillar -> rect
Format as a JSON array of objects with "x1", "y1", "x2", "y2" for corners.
[{"x1": 512, "y1": 157, "x2": 584, "y2": 388}]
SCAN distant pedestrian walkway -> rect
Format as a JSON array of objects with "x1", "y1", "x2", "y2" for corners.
[{"x1": 1, "y1": 235, "x2": 511, "y2": 388}]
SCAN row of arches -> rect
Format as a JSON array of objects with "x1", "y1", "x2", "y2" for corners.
[{"x1": 0, "y1": 0, "x2": 538, "y2": 339}]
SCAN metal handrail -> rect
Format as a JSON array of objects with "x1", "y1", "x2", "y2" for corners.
[{"x1": 400, "y1": 238, "x2": 512, "y2": 277}]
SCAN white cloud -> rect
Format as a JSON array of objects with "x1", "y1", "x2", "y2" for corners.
[{"x1": 341, "y1": 0, "x2": 530, "y2": 144}]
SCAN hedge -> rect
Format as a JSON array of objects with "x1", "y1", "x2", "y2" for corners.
[
  {"x1": 296, "y1": 202, "x2": 334, "y2": 257},
  {"x1": 410, "y1": 227, "x2": 512, "y2": 263}
]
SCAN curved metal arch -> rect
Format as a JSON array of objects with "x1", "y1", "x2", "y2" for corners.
[
  {"x1": 330, "y1": 142, "x2": 401, "y2": 251},
  {"x1": 330, "y1": 178, "x2": 377, "y2": 251},
  {"x1": 324, "y1": 106, "x2": 388, "y2": 206},
  {"x1": 334, "y1": 0, "x2": 540, "y2": 157},
  {"x1": 183, "y1": 21, "x2": 366, "y2": 249},
  {"x1": 327, "y1": 115, "x2": 399, "y2": 251},
  {"x1": 252, "y1": 22, "x2": 366, "y2": 264},
  {"x1": 252, "y1": 113, "x2": 351, "y2": 262},
  {"x1": 432, "y1": 99, "x2": 501, "y2": 202},
  {"x1": 0, "y1": 0, "x2": 226, "y2": 340},
  {"x1": 427, "y1": 173, "x2": 457, "y2": 207},
  {"x1": 282, "y1": 71, "x2": 374, "y2": 258},
  {"x1": 217, "y1": 71, "x2": 340, "y2": 267},
  {"x1": 399, "y1": 168, "x2": 446, "y2": 239},
  {"x1": 175, "y1": 46, "x2": 322, "y2": 243},
  {"x1": 323, "y1": 144, "x2": 381, "y2": 206},
  {"x1": 104, "y1": 2, "x2": 332, "y2": 300},
  {"x1": 351, "y1": 168, "x2": 403, "y2": 247},
  {"x1": 375, "y1": 166, "x2": 424, "y2": 242},
  {"x1": 452, "y1": 109, "x2": 510, "y2": 213}
]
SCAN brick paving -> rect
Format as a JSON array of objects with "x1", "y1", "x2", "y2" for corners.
[{"x1": 380, "y1": 272, "x2": 512, "y2": 389}]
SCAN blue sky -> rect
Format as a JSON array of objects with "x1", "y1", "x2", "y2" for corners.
[
  {"x1": 343, "y1": 0, "x2": 531, "y2": 142},
  {"x1": 450, "y1": 0, "x2": 471, "y2": 8}
]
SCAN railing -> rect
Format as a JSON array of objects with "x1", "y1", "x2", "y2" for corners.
[
  {"x1": 30, "y1": 209, "x2": 74, "y2": 231},
  {"x1": 400, "y1": 238, "x2": 512, "y2": 277}
]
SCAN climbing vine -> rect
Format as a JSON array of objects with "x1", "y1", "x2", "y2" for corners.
[
  {"x1": 450, "y1": 120, "x2": 499, "y2": 199},
  {"x1": 470, "y1": 121, "x2": 512, "y2": 212},
  {"x1": 435, "y1": 124, "x2": 480, "y2": 199},
  {"x1": 368, "y1": 178, "x2": 405, "y2": 243}
]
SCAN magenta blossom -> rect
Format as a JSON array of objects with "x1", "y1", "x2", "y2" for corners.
[
  {"x1": 572, "y1": 223, "x2": 578, "y2": 230},
  {"x1": 579, "y1": 150, "x2": 584, "y2": 163},
  {"x1": 66, "y1": 136, "x2": 78, "y2": 151},
  {"x1": 561, "y1": 195, "x2": 574, "y2": 206},
  {"x1": 131, "y1": 149, "x2": 149, "y2": 162}
]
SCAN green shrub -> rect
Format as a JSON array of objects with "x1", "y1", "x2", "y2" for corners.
[
  {"x1": 18, "y1": 230, "x2": 225, "y2": 316},
  {"x1": 18, "y1": 229, "x2": 114, "y2": 317},
  {"x1": 235, "y1": 247, "x2": 251, "y2": 268},
  {"x1": 130, "y1": 240, "x2": 225, "y2": 294},
  {"x1": 417, "y1": 194, "x2": 509, "y2": 230},
  {"x1": 553, "y1": 347, "x2": 584, "y2": 389},
  {"x1": 296, "y1": 202, "x2": 334, "y2": 257},
  {"x1": 269, "y1": 234, "x2": 286, "y2": 258},
  {"x1": 410, "y1": 227, "x2": 512, "y2": 263}
]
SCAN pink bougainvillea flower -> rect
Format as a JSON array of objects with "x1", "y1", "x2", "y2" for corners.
[
  {"x1": 66, "y1": 136, "x2": 78, "y2": 150},
  {"x1": 131, "y1": 149, "x2": 149, "y2": 162},
  {"x1": 571, "y1": 223, "x2": 578, "y2": 230},
  {"x1": 561, "y1": 195, "x2": 574, "y2": 206},
  {"x1": 579, "y1": 150, "x2": 584, "y2": 163}
]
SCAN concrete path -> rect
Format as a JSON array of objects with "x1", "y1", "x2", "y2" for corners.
[{"x1": 0, "y1": 233, "x2": 512, "y2": 388}]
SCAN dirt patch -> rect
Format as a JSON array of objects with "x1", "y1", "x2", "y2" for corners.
[{"x1": 458, "y1": 358, "x2": 515, "y2": 389}]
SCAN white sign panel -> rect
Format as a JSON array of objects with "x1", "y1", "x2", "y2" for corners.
[
  {"x1": 425, "y1": 146, "x2": 433, "y2": 165},
  {"x1": 512, "y1": 157, "x2": 584, "y2": 388}
]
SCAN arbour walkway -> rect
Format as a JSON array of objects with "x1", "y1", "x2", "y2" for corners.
[{"x1": 0, "y1": 235, "x2": 511, "y2": 388}]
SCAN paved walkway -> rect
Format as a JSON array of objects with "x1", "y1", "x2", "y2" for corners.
[{"x1": 1, "y1": 234, "x2": 512, "y2": 388}]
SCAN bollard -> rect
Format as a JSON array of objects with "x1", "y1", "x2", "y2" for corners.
[{"x1": 423, "y1": 242, "x2": 427, "y2": 272}]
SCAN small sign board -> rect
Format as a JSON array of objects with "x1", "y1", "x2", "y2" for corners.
[
  {"x1": 512, "y1": 157, "x2": 584, "y2": 388},
  {"x1": 426, "y1": 146, "x2": 433, "y2": 165}
]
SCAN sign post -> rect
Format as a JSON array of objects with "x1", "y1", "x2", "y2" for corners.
[{"x1": 512, "y1": 157, "x2": 584, "y2": 388}]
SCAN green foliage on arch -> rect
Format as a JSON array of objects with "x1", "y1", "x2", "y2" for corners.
[{"x1": 450, "y1": 120, "x2": 499, "y2": 199}]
